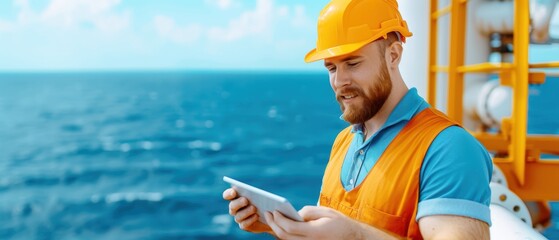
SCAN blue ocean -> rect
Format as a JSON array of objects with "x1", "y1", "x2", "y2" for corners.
[{"x1": 0, "y1": 72, "x2": 557, "y2": 239}]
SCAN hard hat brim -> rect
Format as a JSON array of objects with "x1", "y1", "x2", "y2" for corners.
[
  {"x1": 304, "y1": 41, "x2": 366, "y2": 63},
  {"x1": 304, "y1": 29, "x2": 412, "y2": 63}
]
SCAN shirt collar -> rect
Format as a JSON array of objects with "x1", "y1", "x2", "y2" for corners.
[
  {"x1": 384, "y1": 88, "x2": 425, "y2": 126},
  {"x1": 346, "y1": 88, "x2": 426, "y2": 134}
]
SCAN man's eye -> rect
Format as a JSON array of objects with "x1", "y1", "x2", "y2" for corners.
[
  {"x1": 347, "y1": 62, "x2": 360, "y2": 67},
  {"x1": 327, "y1": 67, "x2": 336, "y2": 73}
]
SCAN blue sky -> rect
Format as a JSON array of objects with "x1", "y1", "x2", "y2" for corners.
[
  {"x1": 0, "y1": 0, "x2": 557, "y2": 72},
  {"x1": 0, "y1": 0, "x2": 330, "y2": 71}
]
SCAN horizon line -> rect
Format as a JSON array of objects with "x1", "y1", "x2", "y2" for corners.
[{"x1": 0, "y1": 68, "x2": 328, "y2": 74}]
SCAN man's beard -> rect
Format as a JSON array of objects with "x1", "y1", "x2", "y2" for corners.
[{"x1": 337, "y1": 61, "x2": 392, "y2": 124}]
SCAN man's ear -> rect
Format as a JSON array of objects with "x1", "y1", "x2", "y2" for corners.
[{"x1": 387, "y1": 41, "x2": 403, "y2": 69}]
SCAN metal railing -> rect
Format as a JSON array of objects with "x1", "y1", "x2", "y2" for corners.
[{"x1": 427, "y1": 0, "x2": 559, "y2": 201}]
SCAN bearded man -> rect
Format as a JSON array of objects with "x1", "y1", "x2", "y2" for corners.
[{"x1": 224, "y1": 0, "x2": 493, "y2": 239}]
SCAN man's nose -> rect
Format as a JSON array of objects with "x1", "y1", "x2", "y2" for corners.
[{"x1": 333, "y1": 68, "x2": 351, "y2": 89}]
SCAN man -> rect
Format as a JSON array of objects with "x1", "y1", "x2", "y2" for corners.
[{"x1": 223, "y1": 0, "x2": 493, "y2": 239}]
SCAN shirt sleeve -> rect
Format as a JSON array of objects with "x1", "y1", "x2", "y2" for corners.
[{"x1": 416, "y1": 126, "x2": 493, "y2": 225}]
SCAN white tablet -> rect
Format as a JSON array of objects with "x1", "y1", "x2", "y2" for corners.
[{"x1": 223, "y1": 176, "x2": 304, "y2": 224}]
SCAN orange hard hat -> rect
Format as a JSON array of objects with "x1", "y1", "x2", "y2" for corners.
[{"x1": 305, "y1": 0, "x2": 413, "y2": 63}]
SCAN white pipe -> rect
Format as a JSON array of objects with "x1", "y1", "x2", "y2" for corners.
[
  {"x1": 531, "y1": 0, "x2": 558, "y2": 43},
  {"x1": 490, "y1": 204, "x2": 547, "y2": 240},
  {"x1": 476, "y1": 81, "x2": 512, "y2": 128},
  {"x1": 462, "y1": 0, "x2": 492, "y2": 131},
  {"x1": 475, "y1": 0, "x2": 558, "y2": 43},
  {"x1": 491, "y1": 164, "x2": 508, "y2": 187},
  {"x1": 475, "y1": 2, "x2": 515, "y2": 35}
]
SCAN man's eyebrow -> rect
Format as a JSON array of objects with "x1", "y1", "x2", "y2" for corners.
[
  {"x1": 324, "y1": 56, "x2": 363, "y2": 67},
  {"x1": 340, "y1": 56, "x2": 362, "y2": 62}
]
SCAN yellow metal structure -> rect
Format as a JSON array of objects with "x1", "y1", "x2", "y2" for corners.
[{"x1": 428, "y1": 0, "x2": 559, "y2": 201}]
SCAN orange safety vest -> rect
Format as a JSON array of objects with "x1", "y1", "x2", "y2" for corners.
[{"x1": 319, "y1": 108, "x2": 457, "y2": 239}]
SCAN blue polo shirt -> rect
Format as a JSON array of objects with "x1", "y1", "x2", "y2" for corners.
[{"x1": 340, "y1": 88, "x2": 492, "y2": 225}]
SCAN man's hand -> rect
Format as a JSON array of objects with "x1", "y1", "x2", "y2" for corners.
[
  {"x1": 264, "y1": 206, "x2": 398, "y2": 240},
  {"x1": 222, "y1": 188, "x2": 272, "y2": 234}
]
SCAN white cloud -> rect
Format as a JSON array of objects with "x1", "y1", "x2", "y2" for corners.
[
  {"x1": 208, "y1": 0, "x2": 273, "y2": 42},
  {"x1": 291, "y1": 5, "x2": 310, "y2": 28},
  {"x1": 41, "y1": 0, "x2": 130, "y2": 33},
  {"x1": 154, "y1": 1, "x2": 309, "y2": 45},
  {"x1": 0, "y1": 19, "x2": 14, "y2": 31},
  {"x1": 13, "y1": 0, "x2": 36, "y2": 25},
  {"x1": 152, "y1": 1, "x2": 304, "y2": 45},
  {"x1": 277, "y1": 6, "x2": 289, "y2": 17},
  {"x1": 0, "y1": 0, "x2": 34, "y2": 32},
  {"x1": 0, "y1": 0, "x2": 130, "y2": 33},
  {"x1": 14, "y1": 0, "x2": 29, "y2": 9},
  {"x1": 274, "y1": 4, "x2": 311, "y2": 29},
  {"x1": 154, "y1": 15, "x2": 202, "y2": 44},
  {"x1": 205, "y1": 0, "x2": 233, "y2": 10}
]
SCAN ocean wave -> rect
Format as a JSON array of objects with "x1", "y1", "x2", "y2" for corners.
[
  {"x1": 60, "y1": 123, "x2": 83, "y2": 132},
  {"x1": 182, "y1": 140, "x2": 222, "y2": 152},
  {"x1": 93, "y1": 192, "x2": 164, "y2": 203}
]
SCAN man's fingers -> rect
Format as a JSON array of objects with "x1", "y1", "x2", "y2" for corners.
[
  {"x1": 266, "y1": 211, "x2": 307, "y2": 239},
  {"x1": 235, "y1": 205, "x2": 257, "y2": 223},
  {"x1": 299, "y1": 206, "x2": 337, "y2": 221},
  {"x1": 222, "y1": 188, "x2": 237, "y2": 200},
  {"x1": 238, "y1": 214, "x2": 258, "y2": 231},
  {"x1": 265, "y1": 211, "x2": 288, "y2": 238},
  {"x1": 272, "y1": 211, "x2": 307, "y2": 235},
  {"x1": 228, "y1": 197, "x2": 248, "y2": 215}
]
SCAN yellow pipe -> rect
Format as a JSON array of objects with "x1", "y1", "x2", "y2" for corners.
[
  {"x1": 431, "y1": 65, "x2": 449, "y2": 73},
  {"x1": 511, "y1": 0, "x2": 529, "y2": 185},
  {"x1": 432, "y1": 5, "x2": 451, "y2": 19},
  {"x1": 447, "y1": 0, "x2": 467, "y2": 124},
  {"x1": 428, "y1": 0, "x2": 439, "y2": 106},
  {"x1": 457, "y1": 62, "x2": 513, "y2": 73},
  {"x1": 494, "y1": 160, "x2": 559, "y2": 200},
  {"x1": 529, "y1": 62, "x2": 559, "y2": 69},
  {"x1": 473, "y1": 132, "x2": 559, "y2": 155}
]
